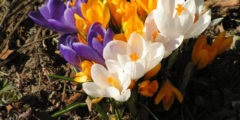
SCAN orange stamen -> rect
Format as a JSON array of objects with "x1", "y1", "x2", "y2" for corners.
[
  {"x1": 69, "y1": 0, "x2": 76, "y2": 7},
  {"x1": 176, "y1": 4, "x2": 185, "y2": 16},
  {"x1": 152, "y1": 30, "x2": 159, "y2": 41},
  {"x1": 96, "y1": 34, "x2": 103, "y2": 43},
  {"x1": 108, "y1": 77, "x2": 119, "y2": 88},
  {"x1": 130, "y1": 53, "x2": 139, "y2": 61}
]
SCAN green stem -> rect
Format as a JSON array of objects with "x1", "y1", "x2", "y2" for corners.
[
  {"x1": 138, "y1": 102, "x2": 159, "y2": 120},
  {"x1": 51, "y1": 102, "x2": 87, "y2": 117},
  {"x1": 110, "y1": 99, "x2": 120, "y2": 120}
]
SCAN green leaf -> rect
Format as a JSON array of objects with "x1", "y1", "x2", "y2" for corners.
[{"x1": 51, "y1": 102, "x2": 87, "y2": 117}]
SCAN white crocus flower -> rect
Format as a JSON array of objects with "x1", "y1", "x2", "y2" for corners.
[
  {"x1": 144, "y1": 0, "x2": 211, "y2": 57},
  {"x1": 82, "y1": 63, "x2": 131, "y2": 102},
  {"x1": 103, "y1": 33, "x2": 165, "y2": 80}
]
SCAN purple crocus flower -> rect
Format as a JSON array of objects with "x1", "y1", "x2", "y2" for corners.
[
  {"x1": 29, "y1": 0, "x2": 86, "y2": 33},
  {"x1": 87, "y1": 22, "x2": 114, "y2": 55},
  {"x1": 59, "y1": 34, "x2": 81, "y2": 68},
  {"x1": 59, "y1": 33, "x2": 106, "y2": 68},
  {"x1": 59, "y1": 23, "x2": 114, "y2": 68}
]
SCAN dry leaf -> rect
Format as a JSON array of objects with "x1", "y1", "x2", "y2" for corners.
[
  {"x1": 0, "y1": 41, "x2": 14, "y2": 60},
  {"x1": 64, "y1": 93, "x2": 82, "y2": 105},
  {"x1": 85, "y1": 96, "x2": 93, "y2": 111},
  {"x1": 6, "y1": 105, "x2": 13, "y2": 115},
  {"x1": 205, "y1": 0, "x2": 240, "y2": 7}
]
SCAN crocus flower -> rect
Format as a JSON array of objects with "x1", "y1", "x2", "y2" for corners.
[
  {"x1": 74, "y1": 60, "x2": 93, "y2": 83},
  {"x1": 192, "y1": 32, "x2": 233, "y2": 69},
  {"x1": 59, "y1": 34, "x2": 106, "y2": 68},
  {"x1": 103, "y1": 33, "x2": 165, "y2": 80},
  {"x1": 144, "y1": 0, "x2": 211, "y2": 57},
  {"x1": 87, "y1": 22, "x2": 114, "y2": 56},
  {"x1": 59, "y1": 34, "x2": 81, "y2": 68},
  {"x1": 138, "y1": 80, "x2": 158, "y2": 97},
  {"x1": 136, "y1": 0, "x2": 157, "y2": 19},
  {"x1": 29, "y1": 0, "x2": 86, "y2": 33},
  {"x1": 154, "y1": 80, "x2": 183, "y2": 111},
  {"x1": 75, "y1": 0, "x2": 110, "y2": 36},
  {"x1": 82, "y1": 63, "x2": 131, "y2": 102}
]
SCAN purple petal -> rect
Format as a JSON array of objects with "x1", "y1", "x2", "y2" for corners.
[
  {"x1": 58, "y1": 34, "x2": 78, "y2": 48},
  {"x1": 87, "y1": 31, "x2": 98, "y2": 47},
  {"x1": 60, "y1": 44, "x2": 81, "y2": 67},
  {"x1": 48, "y1": 19, "x2": 76, "y2": 33},
  {"x1": 39, "y1": 4, "x2": 51, "y2": 19},
  {"x1": 47, "y1": 0, "x2": 66, "y2": 19},
  {"x1": 72, "y1": 43, "x2": 105, "y2": 65},
  {"x1": 88, "y1": 23, "x2": 106, "y2": 37},
  {"x1": 28, "y1": 11, "x2": 51, "y2": 28},
  {"x1": 103, "y1": 29, "x2": 114, "y2": 47},
  {"x1": 92, "y1": 38, "x2": 103, "y2": 55}
]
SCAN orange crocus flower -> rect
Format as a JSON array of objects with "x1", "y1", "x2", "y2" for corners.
[
  {"x1": 75, "y1": 0, "x2": 110, "y2": 38},
  {"x1": 74, "y1": 60, "x2": 93, "y2": 83},
  {"x1": 138, "y1": 80, "x2": 158, "y2": 97},
  {"x1": 135, "y1": 0, "x2": 157, "y2": 20},
  {"x1": 154, "y1": 80, "x2": 183, "y2": 111},
  {"x1": 192, "y1": 32, "x2": 233, "y2": 69}
]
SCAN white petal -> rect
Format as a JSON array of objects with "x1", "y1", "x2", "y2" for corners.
[
  {"x1": 143, "y1": 12, "x2": 158, "y2": 41},
  {"x1": 163, "y1": 35, "x2": 184, "y2": 57},
  {"x1": 157, "y1": 0, "x2": 176, "y2": 15},
  {"x1": 118, "y1": 72, "x2": 131, "y2": 91},
  {"x1": 153, "y1": 10, "x2": 181, "y2": 39},
  {"x1": 145, "y1": 43, "x2": 165, "y2": 71},
  {"x1": 127, "y1": 33, "x2": 145, "y2": 57},
  {"x1": 185, "y1": 10, "x2": 211, "y2": 38},
  {"x1": 184, "y1": 0, "x2": 196, "y2": 15},
  {"x1": 124, "y1": 62, "x2": 145, "y2": 80},
  {"x1": 103, "y1": 40, "x2": 127, "y2": 60},
  {"x1": 91, "y1": 64, "x2": 110, "y2": 88},
  {"x1": 105, "y1": 60, "x2": 122, "y2": 73},
  {"x1": 117, "y1": 54, "x2": 131, "y2": 69},
  {"x1": 83, "y1": 82, "x2": 108, "y2": 97},
  {"x1": 195, "y1": 0, "x2": 204, "y2": 13},
  {"x1": 176, "y1": 11, "x2": 194, "y2": 34},
  {"x1": 113, "y1": 89, "x2": 131, "y2": 102}
]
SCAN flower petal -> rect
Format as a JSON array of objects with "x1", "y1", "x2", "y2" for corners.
[
  {"x1": 83, "y1": 82, "x2": 109, "y2": 97},
  {"x1": 127, "y1": 33, "x2": 145, "y2": 57},
  {"x1": 91, "y1": 64, "x2": 111, "y2": 88},
  {"x1": 59, "y1": 44, "x2": 81, "y2": 67},
  {"x1": 103, "y1": 40, "x2": 127, "y2": 60},
  {"x1": 124, "y1": 62, "x2": 145, "y2": 80},
  {"x1": 73, "y1": 43, "x2": 105, "y2": 65}
]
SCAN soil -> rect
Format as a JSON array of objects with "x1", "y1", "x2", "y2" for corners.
[{"x1": 0, "y1": 0, "x2": 240, "y2": 120}]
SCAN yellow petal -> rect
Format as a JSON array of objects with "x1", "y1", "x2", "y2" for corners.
[
  {"x1": 197, "y1": 49, "x2": 209, "y2": 69},
  {"x1": 114, "y1": 33, "x2": 127, "y2": 42},
  {"x1": 154, "y1": 80, "x2": 183, "y2": 105},
  {"x1": 162, "y1": 92, "x2": 175, "y2": 111},
  {"x1": 138, "y1": 80, "x2": 159, "y2": 97},
  {"x1": 218, "y1": 36, "x2": 233, "y2": 54},
  {"x1": 212, "y1": 31, "x2": 226, "y2": 50},
  {"x1": 192, "y1": 35, "x2": 207, "y2": 65}
]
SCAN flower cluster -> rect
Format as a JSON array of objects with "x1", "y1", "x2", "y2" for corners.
[{"x1": 29, "y1": 0, "x2": 233, "y2": 113}]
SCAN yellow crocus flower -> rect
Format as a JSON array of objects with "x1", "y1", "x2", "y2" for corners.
[
  {"x1": 135, "y1": 0, "x2": 157, "y2": 20},
  {"x1": 192, "y1": 32, "x2": 233, "y2": 69},
  {"x1": 75, "y1": 0, "x2": 110, "y2": 37},
  {"x1": 81, "y1": 0, "x2": 110, "y2": 28},
  {"x1": 154, "y1": 80, "x2": 183, "y2": 111},
  {"x1": 138, "y1": 80, "x2": 158, "y2": 97},
  {"x1": 74, "y1": 60, "x2": 93, "y2": 83}
]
